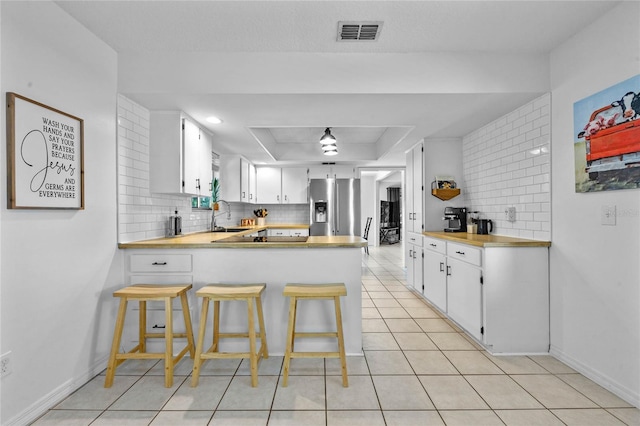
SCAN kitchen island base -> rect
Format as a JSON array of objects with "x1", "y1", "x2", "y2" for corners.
[{"x1": 122, "y1": 246, "x2": 363, "y2": 356}]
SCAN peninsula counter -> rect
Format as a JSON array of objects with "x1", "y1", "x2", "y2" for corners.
[{"x1": 118, "y1": 230, "x2": 367, "y2": 356}]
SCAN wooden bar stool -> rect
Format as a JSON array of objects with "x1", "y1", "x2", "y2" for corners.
[
  {"x1": 105, "y1": 284, "x2": 195, "y2": 388},
  {"x1": 191, "y1": 284, "x2": 268, "y2": 387},
  {"x1": 282, "y1": 283, "x2": 348, "y2": 387}
]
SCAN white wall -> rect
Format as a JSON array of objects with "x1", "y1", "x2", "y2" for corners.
[
  {"x1": 423, "y1": 138, "x2": 464, "y2": 231},
  {"x1": 549, "y1": 2, "x2": 639, "y2": 407},
  {"x1": 0, "y1": 2, "x2": 122, "y2": 424}
]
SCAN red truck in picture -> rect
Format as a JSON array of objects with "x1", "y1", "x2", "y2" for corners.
[{"x1": 578, "y1": 91, "x2": 640, "y2": 179}]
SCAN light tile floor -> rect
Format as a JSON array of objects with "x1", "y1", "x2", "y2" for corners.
[{"x1": 32, "y1": 245, "x2": 639, "y2": 425}]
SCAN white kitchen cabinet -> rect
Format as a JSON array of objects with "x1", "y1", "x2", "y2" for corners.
[
  {"x1": 423, "y1": 237, "x2": 447, "y2": 312},
  {"x1": 405, "y1": 143, "x2": 423, "y2": 234},
  {"x1": 308, "y1": 165, "x2": 356, "y2": 179},
  {"x1": 257, "y1": 167, "x2": 308, "y2": 204},
  {"x1": 406, "y1": 232, "x2": 423, "y2": 292},
  {"x1": 248, "y1": 163, "x2": 256, "y2": 204},
  {"x1": 256, "y1": 167, "x2": 282, "y2": 203},
  {"x1": 420, "y1": 234, "x2": 550, "y2": 354},
  {"x1": 266, "y1": 228, "x2": 309, "y2": 237},
  {"x1": 150, "y1": 112, "x2": 213, "y2": 196},
  {"x1": 281, "y1": 167, "x2": 308, "y2": 203},
  {"x1": 220, "y1": 155, "x2": 252, "y2": 202},
  {"x1": 446, "y1": 256, "x2": 483, "y2": 341},
  {"x1": 126, "y1": 253, "x2": 194, "y2": 354}
]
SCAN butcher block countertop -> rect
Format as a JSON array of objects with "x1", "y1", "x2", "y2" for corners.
[
  {"x1": 423, "y1": 231, "x2": 551, "y2": 248},
  {"x1": 118, "y1": 224, "x2": 367, "y2": 249}
]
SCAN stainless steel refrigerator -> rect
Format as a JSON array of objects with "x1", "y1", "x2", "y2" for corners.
[{"x1": 309, "y1": 178, "x2": 361, "y2": 236}]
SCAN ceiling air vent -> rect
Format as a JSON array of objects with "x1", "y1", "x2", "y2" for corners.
[{"x1": 338, "y1": 21, "x2": 382, "y2": 42}]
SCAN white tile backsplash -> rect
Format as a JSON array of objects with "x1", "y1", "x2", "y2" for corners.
[
  {"x1": 117, "y1": 95, "x2": 211, "y2": 242},
  {"x1": 117, "y1": 95, "x2": 310, "y2": 242},
  {"x1": 462, "y1": 93, "x2": 551, "y2": 240}
]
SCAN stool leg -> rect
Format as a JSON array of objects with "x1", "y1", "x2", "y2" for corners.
[
  {"x1": 212, "y1": 300, "x2": 220, "y2": 352},
  {"x1": 180, "y1": 292, "x2": 196, "y2": 358},
  {"x1": 105, "y1": 297, "x2": 128, "y2": 388},
  {"x1": 255, "y1": 294, "x2": 268, "y2": 359},
  {"x1": 282, "y1": 296, "x2": 297, "y2": 387},
  {"x1": 164, "y1": 297, "x2": 174, "y2": 387},
  {"x1": 139, "y1": 300, "x2": 147, "y2": 353},
  {"x1": 334, "y1": 296, "x2": 348, "y2": 387},
  {"x1": 191, "y1": 297, "x2": 209, "y2": 387},
  {"x1": 247, "y1": 297, "x2": 258, "y2": 387}
]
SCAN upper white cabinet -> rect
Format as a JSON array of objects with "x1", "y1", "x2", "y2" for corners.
[
  {"x1": 308, "y1": 165, "x2": 356, "y2": 179},
  {"x1": 256, "y1": 167, "x2": 281, "y2": 204},
  {"x1": 150, "y1": 112, "x2": 213, "y2": 196},
  {"x1": 248, "y1": 163, "x2": 256, "y2": 204},
  {"x1": 220, "y1": 155, "x2": 252, "y2": 203},
  {"x1": 281, "y1": 168, "x2": 308, "y2": 203},
  {"x1": 405, "y1": 143, "x2": 423, "y2": 233},
  {"x1": 256, "y1": 167, "x2": 308, "y2": 204}
]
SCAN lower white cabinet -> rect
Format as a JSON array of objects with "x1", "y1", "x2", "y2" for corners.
[
  {"x1": 446, "y1": 257, "x2": 483, "y2": 341},
  {"x1": 423, "y1": 249, "x2": 447, "y2": 313},
  {"x1": 421, "y1": 235, "x2": 550, "y2": 354},
  {"x1": 125, "y1": 254, "x2": 194, "y2": 355},
  {"x1": 267, "y1": 228, "x2": 309, "y2": 237},
  {"x1": 406, "y1": 232, "x2": 423, "y2": 292}
]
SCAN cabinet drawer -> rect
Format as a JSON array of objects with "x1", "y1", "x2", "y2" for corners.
[
  {"x1": 129, "y1": 254, "x2": 192, "y2": 273},
  {"x1": 424, "y1": 237, "x2": 446, "y2": 254},
  {"x1": 267, "y1": 229, "x2": 290, "y2": 237},
  {"x1": 407, "y1": 232, "x2": 423, "y2": 247},
  {"x1": 290, "y1": 228, "x2": 309, "y2": 237},
  {"x1": 447, "y1": 242, "x2": 482, "y2": 266}
]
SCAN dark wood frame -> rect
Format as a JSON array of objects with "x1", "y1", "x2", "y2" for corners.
[{"x1": 6, "y1": 92, "x2": 84, "y2": 209}]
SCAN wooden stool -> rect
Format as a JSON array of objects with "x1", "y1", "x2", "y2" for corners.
[
  {"x1": 105, "y1": 284, "x2": 195, "y2": 388},
  {"x1": 282, "y1": 283, "x2": 348, "y2": 387},
  {"x1": 191, "y1": 284, "x2": 268, "y2": 387}
]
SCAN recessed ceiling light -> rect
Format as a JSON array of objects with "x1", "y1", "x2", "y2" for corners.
[{"x1": 206, "y1": 116, "x2": 222, "y2": 124}]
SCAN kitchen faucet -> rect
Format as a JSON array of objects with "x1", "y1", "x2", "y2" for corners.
[{"x1": 211, "y1": 200, "x2": 231, "y2": 231}]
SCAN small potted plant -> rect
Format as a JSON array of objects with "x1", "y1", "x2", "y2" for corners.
[{"x1": 211, "y1": 177, "x2": 220, "y2": 210}]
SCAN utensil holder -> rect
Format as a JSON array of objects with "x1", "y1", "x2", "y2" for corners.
[{"x1": 257, "y1": 217, "x2": 266, "y2": 226}]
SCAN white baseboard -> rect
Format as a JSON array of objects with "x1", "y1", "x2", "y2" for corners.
[
  {"x1": 550, "y1": 345, "x2": 639, "y2": 408},
  {"x1": 5, "y1": 355, "x2": 108, "y2": 426}
]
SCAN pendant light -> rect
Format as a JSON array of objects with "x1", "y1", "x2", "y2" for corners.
[
  {"x1": 320, "y1": 127, "x2": 338, "y2": 155},
  {"x1": 319, "y1": 128, "x2": 336, "y2": 145}
]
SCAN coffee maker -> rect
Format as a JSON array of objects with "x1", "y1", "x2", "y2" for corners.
[{"x1": 443, "y1": 207, "x2": 467, "y2": 232}]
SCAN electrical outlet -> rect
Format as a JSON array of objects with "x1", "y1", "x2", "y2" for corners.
[
  {"x1": 601, "y1": 205, "x2": 616, "y2": 226},
  {"x1": 506, "y1": 207, "x2": 516, "y2": 222},
  {"x1": 1, "y1": 352, "x2": 12, "y2": 378}
]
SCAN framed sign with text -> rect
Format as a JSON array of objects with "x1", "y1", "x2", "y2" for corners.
[{"x1": 6, "y1": 93, "x2": 84, "y2": 209}]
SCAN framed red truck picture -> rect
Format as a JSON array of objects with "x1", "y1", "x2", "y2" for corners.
[{"x1": 574, "y1": 75, "x2": 640, "y2": 192}]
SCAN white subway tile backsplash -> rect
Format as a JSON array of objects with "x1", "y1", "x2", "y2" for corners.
[
  {"x1": 462, "y1": 93, "x2": 551, "y2": 241},
  {"x1": 116, "y1": 94, "x2": 311, "y2": 243}
]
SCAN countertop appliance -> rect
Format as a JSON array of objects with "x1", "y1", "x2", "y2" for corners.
[
  {"x1": 477, "y1": 219, "x2": 493, "y2": 234},
  {"x1": 309, "y1": 178, "x2": 361, "y2": 236},
  {"x1": 443, "y1": 207, "x2": 467, "y2": 232}
]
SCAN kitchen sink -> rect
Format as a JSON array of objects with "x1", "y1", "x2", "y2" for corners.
[{"x1": 212, "y1": 227, "x2": 247, "y2": 232}]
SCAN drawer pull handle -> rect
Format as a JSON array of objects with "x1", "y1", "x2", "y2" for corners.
[
  {"x1": 447, "y1": 265, "x2": 452, "y2": 276},
  {"x1": 430, "y1": 243, "x2": 436, "y2": 247},
  {"x1": 152, "y1": 262, "x2": 167, "y2": 266},
  {"x1": 152, "y1": 324, "x2": 165, "y2": 329},
  {"x1": 455, "y1": 251, "x2": 465, "y2": 255},
  {"x1": 440, "y1": 262, "x2": 444, "y2": 272}
]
